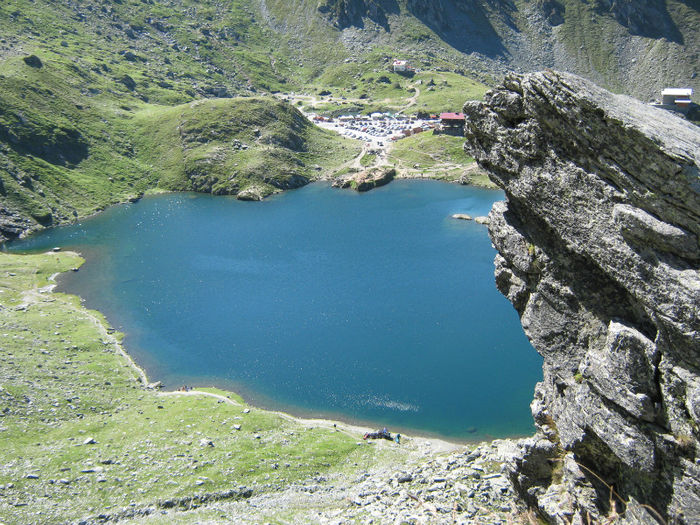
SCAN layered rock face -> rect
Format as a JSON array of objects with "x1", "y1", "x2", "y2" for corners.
[{"x1": 463, "y1": 71, "x2": 700, "y2": 524}]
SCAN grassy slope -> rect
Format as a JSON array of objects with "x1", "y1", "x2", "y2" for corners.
[
  {"x1": 0, "y1": 50, "x2": 360, "y2": 238},
  {"x1": 303, "y1": 68, "x2": 489, "y2": 115},
  {"x1": 0, "y1": 53, "x2": 154, "y2": 225},
  {"x1": 0, "y1": 252, "x2": 411, "y2": 524},
  {"x1": 131, "y1": 97, "x2": 360, "y2": 197},
  {"x1": 387, "y1": 132, "x2": 496, "y2": 188},
  {"x1": 502, "y1": 0, "x2": 699, "y2": 99}
]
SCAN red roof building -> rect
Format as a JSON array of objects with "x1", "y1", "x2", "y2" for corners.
[
  {"x1": 439, "y1": 112, "x2": 466, "y2": 123},
  {"x1": 438, "y1": 112, "x2": 466, "y2": 136},
  {"x1": 393, "y1": 60, "x2": 412, "y2": 73}
]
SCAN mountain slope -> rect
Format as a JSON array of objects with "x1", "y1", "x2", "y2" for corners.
[
  {"x1": 3, "y1": 0, "x2": 695, "y2": 102},
  {"x1": 0, "y1": 49, "x2": 359, "y2": 242},
  {"x1": 310, "y1": 0, "x2": 699, "y2": 100},
  {"x1": 0, "y1": 0, "x2": 698, "y2": 241}
]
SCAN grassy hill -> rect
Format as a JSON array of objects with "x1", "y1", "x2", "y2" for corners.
[{"x1": 0, "y1": 50, "x2": 360, "y2": 242}]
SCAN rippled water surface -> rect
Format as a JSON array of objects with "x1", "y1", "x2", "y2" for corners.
[{"x1": 9, "y1": 181, "x2": 542, "y2": 440}]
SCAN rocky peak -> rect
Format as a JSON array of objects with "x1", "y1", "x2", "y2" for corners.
[{"x1": 463, "y1": 70, "x2": 699, "y2": 523}]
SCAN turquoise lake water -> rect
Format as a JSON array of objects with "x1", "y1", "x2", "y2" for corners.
[{"x1": 7, "y1": 180, "x2": 542, "y2": 440}]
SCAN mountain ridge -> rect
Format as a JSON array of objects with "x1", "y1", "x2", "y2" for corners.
[{"x1": 310, "y1": 0, "x2": 699, "y2": 100}]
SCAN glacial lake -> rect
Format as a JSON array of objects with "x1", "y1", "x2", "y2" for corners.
[{"x1": 8, "y1": 180, "x2": 542, "y2": 440}]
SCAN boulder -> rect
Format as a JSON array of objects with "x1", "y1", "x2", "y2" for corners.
[
  {"x1": 23, "y1": 55, "x2": 42, "y2": 68},
  {"x1": 236, "y1": 186, "x2": 265, "y2": 201},
  {"x1": 333, "y1": 167, "x2": 395, "y2": 192},
  {"x1": 120, "y1": 74, "x2": 136, "y2": 91}
]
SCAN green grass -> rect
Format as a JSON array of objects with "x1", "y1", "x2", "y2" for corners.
[
  {"x1": 0, "y1": 252, "x2": 415, "y2": 523},
  {"x1": 412, "y1": 72, "x2": 489, "y2": 113},
  {"x1": 130, "y1": 97, "x2": 360, "y2": 197},
  {"x1": 388, "y1": 132, "x2": 473, "y2": 168},
  {"x1": 303, "y1": 69, "x2": 489, "y2": 116},
  {"x1": 386, "y1": 131, "x2": 496, "y2": 188},
  {"x1": 360, "y1": 153, "x2": 377, "y2": 167},
  {"x1": 390, "y1": 132, "x2": 460, "y2": 167}
]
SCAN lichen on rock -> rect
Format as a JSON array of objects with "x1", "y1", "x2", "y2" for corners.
[{"x1": 464, "y1": 70, "x2": 700, "y2": 524}]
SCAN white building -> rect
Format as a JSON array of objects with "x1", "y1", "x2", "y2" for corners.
[
  {"x1": 661, "y1": 88, "x2": 693, "y2": 108},
  {"x1": 393, "y1": 60, "x2": 409, "y2": 73}
]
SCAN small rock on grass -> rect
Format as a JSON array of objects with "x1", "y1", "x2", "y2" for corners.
[{"x1": 23, "y1": 55, "x2": 43, "y2": 68}]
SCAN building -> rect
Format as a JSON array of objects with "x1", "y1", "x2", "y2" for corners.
[
  {"x1": 392, "y1": 60, "x2": 415, "y2": 75},
  {"x1": 656, "y1": 88, "x2": 694, "y2": 114},
  {"x1": 661, "y1": 88, "x2": 693, "y2": 107},
  {"x1": 393, "y1": 60, "x2": 409, "y2": 73},
  {"x1": 438, "y1": 112, "x2": 466, "y2": 135}
]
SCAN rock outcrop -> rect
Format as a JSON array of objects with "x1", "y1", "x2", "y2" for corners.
[
  {"x1": 0, "y1": 204, "x2": 33, "y2": 243},
  {"x1": 332, "y1": 167, "x2": 396, "y2": 192},
  {"x1": 463, "y1": 70, "x2": 700, "y2": 524}
]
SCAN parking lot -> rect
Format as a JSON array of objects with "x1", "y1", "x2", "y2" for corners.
[{"x1": 309, "y1": 113, "x2": 438, "y2": 149}]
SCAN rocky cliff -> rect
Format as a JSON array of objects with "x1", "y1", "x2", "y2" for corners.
[{"x1": 463, "y1": 71, "x2": 700, "y2": 524}]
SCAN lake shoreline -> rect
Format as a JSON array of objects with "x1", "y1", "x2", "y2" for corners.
[
  {"x1": 1, "y1": 174, "x2": 496, "y2": 248},
  {"x1": 9, "y1": 181, "x2": 539, "y2": 441},
  {"x1": 50, "y1": 248, "x2": 533, "y2": 448}
]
